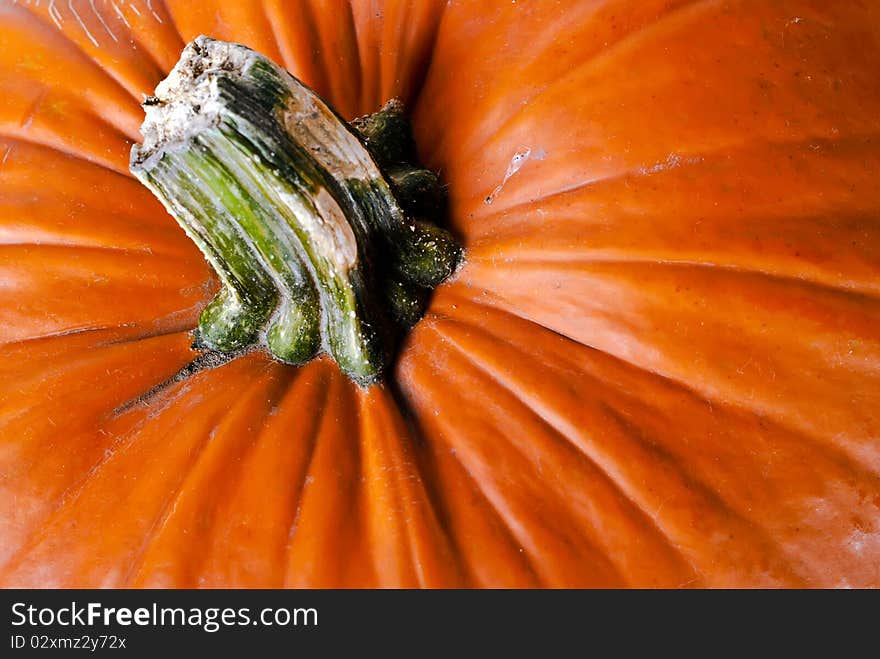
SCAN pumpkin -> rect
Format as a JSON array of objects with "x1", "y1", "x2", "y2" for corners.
[{"x1": 1, "y1": 0, "x2": 878, "y2": 588}]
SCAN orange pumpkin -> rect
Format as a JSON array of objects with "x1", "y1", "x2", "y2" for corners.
[{"x1": 1, "y1": 0, "x2": 879, "y2": 588}]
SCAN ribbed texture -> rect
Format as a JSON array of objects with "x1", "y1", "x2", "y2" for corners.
[{"x1": 0, "y1": 0, "x2": 878, "y2": 587}]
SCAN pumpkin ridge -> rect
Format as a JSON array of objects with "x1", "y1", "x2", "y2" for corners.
[
  {"x1": 284, "y1": 0, "x2": 333, "y2": 106},
  {"x1": 12, "y1": 2, "x2": 148, "y2": 109},
  {"x1": 593, "y1": 377, "x2": 880, "y2": 547},
  {"x1": 0, "y1": 135, "x2": 135, "y2": 183},
  {"x1": 397, "y1": 5, "x2": 448, "y2": 142},
  {"x1": 139, "y1": 0, "x2": 188, "y2": 65},
  {"x1": 103, "y1": 9, "x2": 179, "y2": 81},
  {"x1": 417, "y1": 304, "x2": 820, "y2": 586},
  {"x1": 0, "y1": 129, "x2": 132, "y2": 176},
  {"x1": 457, "y1": 268, "x2": 880, "y2": 487},
  {"x1": 119, "y1": 366, "x2": 277, "y2": 586},
  {"x1": 125, "y1": 365, "x2": 290, "y2": 587},
  {"x1": 282, "y1": 371, "x2": 372, "y2": 586},
  {"x1": 338, "y1": 0, "x2": 364, "y2": 114},
  {"x1": 425, "y1": 439, "x2": 546, "y2": 587},
  {"x1": 402, "y1": 354, "x2": 600, "y2": 588},
  {"x1": 426, "y1": 317, "x2": 699, "y2": 586},
  {"x1": 258, "y1": 0, "x2": 293, "y2": 71},
  {"x1": 0, "y1": 325, "x2": 120, "y2": 350},
  {"x1": 278, "y1": 366, "x2": 332, "y2": 586},
  {"x1": 375, "y1": 374, "x2": 475, "y2": 586},
  {"x1": 375, "y1": 401, "x2": 483, "y2": 586},
  {"x1": 0, "y1": 339, "x2": 208, "y2": 584},
  {"x1": 281, "y1": 392, "x2": 330, "y2": 588},
  {"x1": 95, "y1": 324, "x2": 196, "y2": 347},
  {"x1": 596, "y1": 401, "x2": 812, "y2": 585},
  {"x1": 110, "y1": 346, "x2": 252, "y2": 417},
  {"x1": 479, "y1": 130, "x2": 880, "y2": 221},
  {"x1": 472, "y1": 254, "x2": 880, "y2": 302},
  {"x1": 423, "y1": 0, "x2": 717, "y2": 163},
  {"x1": 354, "y1": 386, "x2": 452, "y2": 586}
]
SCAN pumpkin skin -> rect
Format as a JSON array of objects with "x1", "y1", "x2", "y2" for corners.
[{"x1": 0, "y1": 0, "x2": 878, "y2": 588}]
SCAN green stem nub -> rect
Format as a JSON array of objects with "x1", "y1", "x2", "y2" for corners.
[{"x1": 130, "y1": 36, "x2": 461, "y2": 385}]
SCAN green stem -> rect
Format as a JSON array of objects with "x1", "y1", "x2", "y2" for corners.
[{"x1": 130, "y1": 36, "x2": 461, "y2": 385}]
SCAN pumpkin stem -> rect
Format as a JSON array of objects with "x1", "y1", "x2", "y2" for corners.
[{"x1": 130, "y1": 36, "x2": 461, "y2": 385}]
